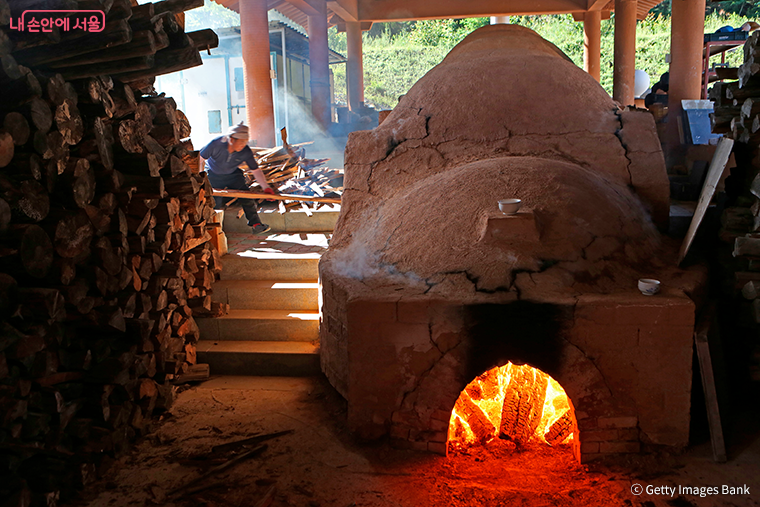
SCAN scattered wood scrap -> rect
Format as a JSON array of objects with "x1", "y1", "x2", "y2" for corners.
[
  {"x1": 232, "y1": 128, "x2": 343, "y2": 213},
  {"x1": 169, "y1": 444, "x2": 268, "y2": 497}
]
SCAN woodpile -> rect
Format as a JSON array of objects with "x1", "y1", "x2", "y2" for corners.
[
  {"x1": 238, "y1": 129, "x2": 343, "y2": 214},
  {"x1": 0, "y1": 0, "x2": 225, "y2": 504},
  {"x1": 710, "y1": 31, "x2": 760, "y2": 383}
]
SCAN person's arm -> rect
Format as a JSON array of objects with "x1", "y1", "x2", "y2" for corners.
[
  {"x1": 244, "y1": 150, "x2": 272, "y2": 190},
  {"x1": 198, "y1": 139, "x2": 217, "y2": 173}
]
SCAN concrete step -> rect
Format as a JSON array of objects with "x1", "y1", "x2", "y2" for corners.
[
  {"x1": 219, "y1": 254, "x2": 319, "y2": 281},
  {"x1": 224, "y1": 208, "x2": 339, "y2": 234},
  {"x1": 197, "y1": 340, "x2": 320, "y2": 376},
  {"x1": 196, "y1": 309, "x2": 319, "y2": 342},
  {"x1": 213, "y1": 280, "x2": 319, "y2": 311}
]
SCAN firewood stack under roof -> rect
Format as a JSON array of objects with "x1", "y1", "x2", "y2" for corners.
[
  {"x1": 0, "y1": 0, "x2": 226, "y2": 504},
  {"x1": 709, "y1": 30, "x2": 760, "y2": 383}
]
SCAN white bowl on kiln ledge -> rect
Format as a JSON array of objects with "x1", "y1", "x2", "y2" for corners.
[
  {"x1": 498, "y1": 198, "x2": 522, "y2": 214},
  {"x1": 638, "y1": 278, "x2": 661, "y2": 296}
]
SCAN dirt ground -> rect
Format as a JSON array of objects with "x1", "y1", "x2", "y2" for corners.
[{"x1": 71, "y1": 376, "x2": 760, "y2": 507}]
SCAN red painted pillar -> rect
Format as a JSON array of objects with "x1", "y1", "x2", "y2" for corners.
[
  {"x1": 584, "y1": 11, "x2": 601, "y2": 83},
  {"x1": 239, "y1": 0, "x2": 275, "y2": 147},
  {"x1": 308, "y1": 0, "x2": 331, "y2": 127},
  {"x1": 346, "y1": 21, "x2": 364, "y2": 111},
  {"x1": 613, "y1": 0, "x2": 637, "y2": 106},
  {"x1": 667, "y1": 0, "x2": 706, "y2": 154}
]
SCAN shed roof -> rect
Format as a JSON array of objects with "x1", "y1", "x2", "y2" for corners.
[{"x1": 211, "y1": 0, "x2": 666, "y2": 32}]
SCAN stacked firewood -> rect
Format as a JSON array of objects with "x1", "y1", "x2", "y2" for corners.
[
  {"x1": 0, "y1": 1, "x2": 225, "y2": 504},
  {"x1": 710, "y1": 31, "x2": 760, "y2": 143},
  {"x1": 710, "y1": 31, "x2": 760, "y2": 383}
]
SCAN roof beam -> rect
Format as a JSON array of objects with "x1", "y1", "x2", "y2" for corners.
[
  {"x1": 587, "y1": 0, "x2": 608, "y2": 9},
  {"x1": 268, "y1": 0, "x2": 286, "y2": 9},
  {"x1": 572, "y1": 10, "x2": 611, "y2": 20},
  {"x1": 356, "y1": 0, "x2": 588, "y2": 21},
  {"x1": 284, "y1": 0, "x2": 320, "y2": 16},
  {"x1": 327, "y1": 0, "x2": 358, "y2": 21}
]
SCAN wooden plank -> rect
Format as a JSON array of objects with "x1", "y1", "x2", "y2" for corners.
[
  {"x1": 694, "y1": 304, "x2": 727, "y2": 463},
  {"x1": 212, "y1": 188, "x2": 340, "y2": 204},
  {"x1": 678, "y1": 137, "x2": 734, "y2": 264}
]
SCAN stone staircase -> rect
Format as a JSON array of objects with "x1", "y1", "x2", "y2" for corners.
[{"x1": 196, "y1": 209, "x2": 336, "y2": 376}]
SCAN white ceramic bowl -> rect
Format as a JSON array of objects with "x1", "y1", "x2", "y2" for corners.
[
  {"x1": 638, "y1": 278, "x2": 661, "y2": 296},
  {"x1": 498, "y1": 198, "x2": 522, "y2": 214}
]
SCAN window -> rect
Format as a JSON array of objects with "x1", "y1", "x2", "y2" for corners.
[
  {"x1": 208, "y1": 110, "x2": 221, "y2": 133},
  {"x1": 234, "y1": 67, "x2": 244, "y2": 92}
]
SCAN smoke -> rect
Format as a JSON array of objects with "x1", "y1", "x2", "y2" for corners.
[
  {"x1": 329, "y1": 240, "x2": 380, "y2": 280},
  {"x1": 279, "y1": 90, "x2": 346, "y2": 167},
  {"x1": 329, "y1": 230, "x2": 426, "y2": 287}
]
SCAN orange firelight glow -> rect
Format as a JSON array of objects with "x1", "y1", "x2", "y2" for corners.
[{"x1": 448, "y1": 362, "x2": 575, "y2": 451}]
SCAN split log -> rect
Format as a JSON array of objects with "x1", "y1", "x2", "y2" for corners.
[
  {"x1": 56, "y1": 158, "x2": 95, "y2": 209},
  {"x1": 0, "y1": 29, "x2": 12, "y2": 58},
  {"x1": 73, "y1": 77, "x2": 116, "y2": 119},
  {"x1": 50, "y1": 30, "x2": 161, "y2": 69},
  {"x1": 123, "y1": 175, "x2": 166, "y2": 199},
  {"x1": 0, "y1": 130, "x2": 12, "y2": 167},
  {"x1": 52, "y1": 210, "x2": 94, "y2": 258},
  {"x1": 2, "y1": 112, "x2": 29, "y2": 145},
  {"x1": 186, "y1": 29, "x2": 219, "y2": 52},
  {"x1": 12, "y1": 19, "x2": 133, "y2": 68},
  {"x1": 115, "y1": 119, "x2": 144, "y2": 154},
  {"x1": 4, "y1": 69, "x2": 42, "y2": 109},
  {"x1": 55, "y1": 99, "x2": 84, "y2": 146},
  {"x1": 61, "y1": 55, "x2": 155, "y2": 82},
  {"x1": 0, "y1": 53, "x2": 21, "y2": 84},
  {"x1": 110, "y1": 82, "x2": 137, "y2": 118},
  {"x1": 113, "y1": 40, "x2": 202, "y2": 82},
  {"x1": 1, "y1": 224, "x2": 54, "y2": 278},
  {"x1": 175, "y1": 109, "x2": 191, "y2": 140},
  {"x1": 5, "y1": 97, "x2": 52, "y2": 133},
  {"x1": 1, "y1": 178, "x2": 49, "y2": 222},
  {"x1": 44, "y1": 73, "x2": 78, "y2": 107}
]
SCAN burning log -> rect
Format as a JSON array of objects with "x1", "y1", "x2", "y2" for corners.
[
  {"x1": 499, "y1": 367, "x2": 548, "y2": 446},
  {"x1": 544, "y1": 410, "x2": 573, "y2": 446},
  {"x1": 449, "y1": 363, "x2": 574, "y2": 452}
]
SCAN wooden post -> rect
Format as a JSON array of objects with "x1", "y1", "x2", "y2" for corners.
[
  {"x1": 584, "y1": 10, "x2": 602, "y2": 83},
  {"x1": 239, "y1": 0, "x2": 276, "y2": 147},
  {"x1": 346, "y1": 21, "x2": 364, "y2": 111},
  {"x1": 308, "y1": 0, "x2": 331, "y2": 128},
  {"x1": 666, "y1": 0, "x2": 707, "y2": 158},
  {"x1": 613, "y1": 0, "x2": 637, "y2": 106}
]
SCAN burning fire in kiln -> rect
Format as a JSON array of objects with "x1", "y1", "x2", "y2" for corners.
[{"x1": 448, "y1": 363, "x2": 576, "y2": 452}]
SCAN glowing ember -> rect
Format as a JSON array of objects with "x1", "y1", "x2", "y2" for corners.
[{"x1": 448, "y1": 362, "x2": 575, "y2": 451}]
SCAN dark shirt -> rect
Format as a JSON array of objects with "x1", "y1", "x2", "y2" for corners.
[{"x1": 199, "y1": 136, "x2": 258, "y2": 175}]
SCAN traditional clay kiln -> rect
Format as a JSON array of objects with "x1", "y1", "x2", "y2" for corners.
[{"x1": 319, "y1": 25, "x2": 705, "y2": 462}]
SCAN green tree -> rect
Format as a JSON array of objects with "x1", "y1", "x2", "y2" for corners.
[
  {"x1": 185, "y1": 0, "x2": 240, "y2": 31},
  {"x1": 652, "y1": 0, "x2": 760, "y2": 18},
  {"x1": 330, "y1": 10, "x2": 754, "y2": 109}
]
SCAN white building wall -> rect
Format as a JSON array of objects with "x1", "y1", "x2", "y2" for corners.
[{"x1": 155, "y1": 57, "x2": 229, "y2": 149}]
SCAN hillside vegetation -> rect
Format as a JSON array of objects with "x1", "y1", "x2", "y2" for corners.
[{"x1": 329, "y1": 11, "x2": 755, "y2": 110}]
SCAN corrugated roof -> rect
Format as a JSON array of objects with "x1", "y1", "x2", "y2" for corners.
[{"x1": 269, "y1": 9, "x2": 308, "y2": 36}]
